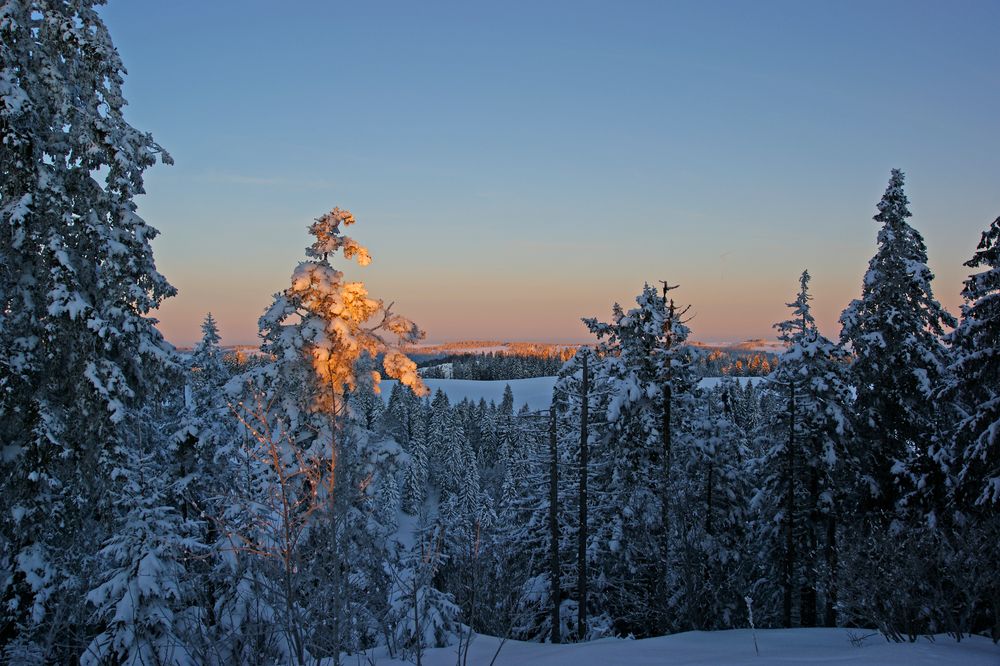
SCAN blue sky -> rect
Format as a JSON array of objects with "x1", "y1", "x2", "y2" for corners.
[{"x1": 100, "y1": 0, "x2": 1000, "y2": 345}]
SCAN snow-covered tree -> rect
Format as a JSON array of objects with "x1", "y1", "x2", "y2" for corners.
[
  {"x1": 0, "y1": 1, "x2": 176, "y2": 655},
  {"x1": 348, "y1": 352, "x2": 386, "y2": 431},
  {"x1": 836, "y1": 172, "x2": 963, "y2": 641},
  {"x1": 756, "y1": 271, "x2": 852, "y2": 628},
  {"x1": 673, "y1": 382, "x2": 752, "y2": 630},
  {"x1": 388, "y1": 525, "x2": 461, "y2": 662},
  {"x1": 173, "y1": 313, "x2": 232, "y2": 515},
  {"x1": 583, "y1": 282, "x2": 697, "y2": 635},
  {"x1": 191, "y1": 313, "x2": 225, "y2": 381},
  {"x1": 224, "y1": 208, "x2": 428, "y2": 662},
  {"x1": 539, "y1": 347, "x2": 611, "y2": 641},
  {"x1": 839, "y1": 170, "x2": 955, "y2": 519},
  {"x1": 946, "y1": 215, "x2": 1000, "y2": 509},
  {"x1": 402, "y1": 404, "x2": 431, "y2": 515},
  {"x1": 83, "y1": 449, "x2": 202, "y2": 666},
  {"x1": 937, "y1": 215, "x2": 1000, "y2": 642},
  {"x1": 256, "y1": 208, "x2": 426, "y2": 426}
]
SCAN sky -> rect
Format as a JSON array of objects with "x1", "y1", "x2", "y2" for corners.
[{"x1": 99, "y1": 0, "x2": 1000, "y2": 346}]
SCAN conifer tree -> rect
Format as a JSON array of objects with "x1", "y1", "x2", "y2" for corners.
[
  {"x1": 937, "y1": 215, "x2": 1000, "y2": 643},
  {"x1": 757, "y1": 271, "x2": 852, "y2": 628},
  {"x1": 673, "y1": 383, "x2": 751, "y2": 630},
  {"x1": 583, "y1": 282, "x2": 696, "y2": 635},
  {"x1": 947, "y1": 215, "x2": 1000, "y2": 509},
  {"x1": 228, "y1": 208, "x2": 427, "y2": 662},
  {"x1": 0, "y1": 1, "x2": 176, "y2": 654},
  {"x1": 402, "y1": 407, "x2": 431, "y2": 515},
  {"x1": 349, "y1": 353, "x2": 386, "y2": 431},
  {"x1": 839, "y1": 170, "x2": 955, "y2": 519},
  {"x1": 83, "y1": 448, "x2": 202, "y2": 666}
]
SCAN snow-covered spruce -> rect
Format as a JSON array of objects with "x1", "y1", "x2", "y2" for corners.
[
  {"x1": 754, "y1": 270, "x2": 852, "y2": 628},
  {"x1": 1, "y1": 1, "x2": 176, "y2": 658},
  {"x1": 838, "y1": 169, "x2": 956, "y2": 520}
]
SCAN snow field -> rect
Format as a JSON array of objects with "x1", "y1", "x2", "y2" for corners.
[
  {"x1": 372, "y1": 627, "x2": 999, "y2": 665},
  {"x1": 379, "y1": 376, "x2": 767, "y2": 412}
]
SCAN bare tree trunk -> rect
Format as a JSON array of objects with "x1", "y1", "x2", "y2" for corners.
[
  {"x1": 824, "y1": 514, "x2": 838, "y2": 627},
  {"x1": 705, "y1": 462, "x2": 714, "y2": 537},
  {"x1": 414, "y1": 546, "x2": 423, "y2": 666},
  {"x1": 662, "y1": 379, "x2": 672, "y2": 545},
  {"x1": 329, "y1": 396, "x2": 344, "y2": 666},
  {"x1": 577, "y1": 352, "x2": 589, "y2": 641},
  {"x1": 800, "y1": 465, "x2": 819, "y2": 627},
  {"x1": 549, "y1": 405, "x2": 561, "y2": 643},
  {"x1": 660, "y1": 285, "x2": 676, "y2": 630},
  {"x1": 783, "y1": 382, "x2": 796, "y2": 628}
]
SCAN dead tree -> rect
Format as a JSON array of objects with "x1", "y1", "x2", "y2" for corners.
[
  {"x1": 549, "y1": 404, "x2": 562, "y2": 643},
  {"x1": 577, "y1": 350, "x2": 590, "y2": 640}
]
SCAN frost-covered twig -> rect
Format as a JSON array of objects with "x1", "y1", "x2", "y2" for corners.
[{"x1": 745, "y1": 596, "x2": 760, "y2": 656}]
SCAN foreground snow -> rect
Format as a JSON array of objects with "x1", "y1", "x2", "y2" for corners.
[{"x1": 373, "y1": 628, "x2": 998, "y2": 665}]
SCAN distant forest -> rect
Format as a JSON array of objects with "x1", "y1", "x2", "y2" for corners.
[{"x1": 417, "y1": 347, "x2": 778, "y2": 381}]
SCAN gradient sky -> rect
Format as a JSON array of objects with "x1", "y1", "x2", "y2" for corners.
[{"x1": 99, "y1": 0, "x2": 1000, "y2": 346}]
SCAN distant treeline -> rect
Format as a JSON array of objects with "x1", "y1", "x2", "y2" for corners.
[
  {"x1": 692, "y1": 349, "x2": 778, "y2": 377},
  {"x1": 419, "y1": 349, "x2": 573, "y2": 380},
  {"x1": 418, "y1": 347, "x2": 779, "y2": 381}
]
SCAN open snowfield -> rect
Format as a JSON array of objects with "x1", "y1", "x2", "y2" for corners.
[
  {"x1": 374, "y1": 628, "x2": 999, "y2": 665},
  {"x1": 380, "y1": 376, "x2": 767, "y2": 412},
  {"x1": 380, "y1": 377, "x2": 559, "y2": 411}
]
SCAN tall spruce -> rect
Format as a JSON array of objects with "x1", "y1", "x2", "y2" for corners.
[
  {"x1": 583, "y1": 283, "x2": 696, "y2": 635},
  {"x1": 0, "y1": 1, "x2": 176, "y2": 656},
  {"x1": 757, "y1": 271, "x2": 852, "y2": 628},
  {"x1": 839, "y1": 170, "x2": 955, "y2": 519},
  {"x1": 947, "y1": 215, "x2": 1000, "y2": 509},
  {"x1": 941, "y1": 215, "x2": 1000, "y2": 641}
]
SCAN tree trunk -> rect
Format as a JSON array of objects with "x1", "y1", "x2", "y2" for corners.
[
  {"x1": 824, "y1": 514, "x2": 838, "y2": 627},
  {"x1": 800, "y1": 465, "x2": 819, "y2": 627},
  {"x1": 662, "y1": 379, "x2": 673, "y2": 547},
  {"x1": 414, "y1": 549, "x2": 423, "y2": 666},
  {"x1": 660, "y1": 289, "x2": 675, "y2": 631},
  {"x1": 783, "y1": 382, "x2": 796, "y2": 628},
  {"x1": 577, "y1": 353, "x2": 589, "y2": 641},
  {"x1": 549, "y1": 405, "x2": 561, "y2": 643},
  {"x1": 705, "y1": 461, "x2": 714, "y2": 537}
]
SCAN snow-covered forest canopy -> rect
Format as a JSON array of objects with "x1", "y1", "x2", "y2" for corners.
[{"x1": 1, "y1": 2, "x2": 998, "y2": 664}]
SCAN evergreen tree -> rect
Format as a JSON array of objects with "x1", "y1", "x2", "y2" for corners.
[
  {"x1": 673, "y1": 383, "x2": 752, "y2": 630},
  {"x1": 228, "y1": 207, "x2": 427, "y2": 663},
  {"x1": 83, "y1": 448, "x2": 202, "y2": 666},
  {"x1": 837, "y1": 173, "x2": 959, "y2": 640},
  {"x1": 583, "y1": 282, "x2": 697, "y2": 635},
  {"x1": 402, "y1": 406, "x2": 431, "y2": 515},
  {"x1": 388, "y1": 525, "x2": 461, "y2": 662},
  {"x1": 839, "y1": 170, "x2": 955, "y2": 519},
  {"x1": 175, "y1": 313, "x2": 231, "y2": 515},
  {"x1": 940, "y1": 215, "x2": 1000, "y2": 641},
  {"x1": 756, "y1": 271, "x2": 852, "y2": 628},
  {"x1": 349, "y1": 353, "x2": 386, "y2": 431},
  {"x1": 947, "y1": 215, "x2": 1000, "y2": 509},
  {"x1": 0, "y1": 1, "x2": 176, "y2": 655}
]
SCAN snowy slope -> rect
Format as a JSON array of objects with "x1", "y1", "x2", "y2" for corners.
[
  {"x1": 380, "y1": 376, "x2": 767, "y2": 412},
  {"x1": 373, "y1": 628, "x2": 998, "y2": 665}
]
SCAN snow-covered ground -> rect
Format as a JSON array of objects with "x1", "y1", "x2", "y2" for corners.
[
  {"x1": 372, "y1": 628, "x2": 998, "y2": 665},
  {"x1": 380, "y1": 376, "x2": 767, "y2": 412}
]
